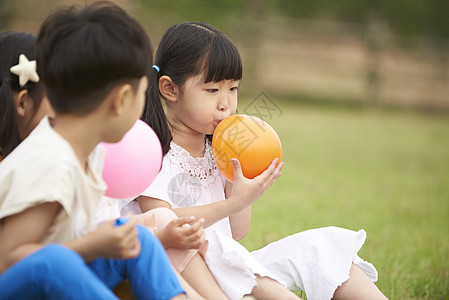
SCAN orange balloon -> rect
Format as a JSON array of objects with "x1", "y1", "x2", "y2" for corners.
[{"x1": 212, "y1": 114, "x2": 282, "y2": 182}]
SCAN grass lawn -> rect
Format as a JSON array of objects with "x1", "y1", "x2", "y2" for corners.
[{"x1": 238, "y1": 100, "x2": 449, "y2": 299}]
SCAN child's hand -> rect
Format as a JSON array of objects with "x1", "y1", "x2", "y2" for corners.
[
  {"x1": 87, "y1": 218, "x2": 141, "y2": 259},
  {"x1": 156, "y1": 216, "x2": 205, "y2": 250},
  {"x1": 229, "y1": 157, "x2": 284, "y2": 209}
]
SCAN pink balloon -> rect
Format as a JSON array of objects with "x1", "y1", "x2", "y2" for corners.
[{"x1": 101, "y1": 120, "x2": 162, "y2": 199}]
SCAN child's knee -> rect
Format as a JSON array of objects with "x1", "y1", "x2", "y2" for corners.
[
  {"x1": 142, "y1": 207, "x2": 178, "y2": 229},
  {"x1": 31, "y1": 245, "x2": 82, "y2": 266},
  {"x1": 27, "y1": 245, "x2": 85, "y2": 281},
  {"x1": 135, "y1": 225, "x2": 168, "y2": 260},
  {"x1": 136, "y1": 224, "x2": 160, "y2": 246}
]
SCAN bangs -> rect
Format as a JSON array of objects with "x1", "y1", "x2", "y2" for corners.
[{"x1": 201, "y1": 33, "x2": 242, "y2": 83}]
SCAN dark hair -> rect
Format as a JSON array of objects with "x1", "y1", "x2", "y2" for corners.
[
  {"x1": 0, "y1": 31, "x2": 45, "y2": 158},
  {"x1": 142, "y1": 22, "x2": 242, "y2": 155},
  {"x1": 36, "y1": 1, "x2": 152, "y2": 115}
]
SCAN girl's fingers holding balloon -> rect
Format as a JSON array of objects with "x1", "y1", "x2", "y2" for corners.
[
  {"x1": 231, "y1": 158, "x2": 244, "y2": 179},
  {"x1": 256, "y1": 158, "x2": 279, "y2": 181},
  {"x1": 269, "y1": 157, "x2": 279, "y2": 168},
  {"x1": 265, "y1": 158, "x2": 277, "y2": 172},
  {"x1": 265, "y1": 161, "x2": 283, "y2": 187},
  {"x1": 273, "y1": 161, "x2": 284, "y2": 179},
  {"x1": 276, "y1": 160, "x2": 284, "y2": 171}
]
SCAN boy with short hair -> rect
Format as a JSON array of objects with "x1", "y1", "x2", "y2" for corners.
[{"x1": 0, "y1": 2, "x2": 185, "y2": 299}]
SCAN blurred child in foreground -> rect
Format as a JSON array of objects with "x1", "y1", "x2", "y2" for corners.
[{"x1": 0, "y1": 3, "x2": 186, "y2": 299}]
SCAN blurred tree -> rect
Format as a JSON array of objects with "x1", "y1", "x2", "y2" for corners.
[
  {"x1": 140, "y1": 0, "x2": 269, "y2": 92},
  {"x1": 141, "y1": 0, "x2": 448, "y2": 104},
  {"x1": 0, "y1": 0, "x2": 11, "y2": 30},
  {"x1": 141, "y1": 0, "x2": 448, "y2": 44},
  {"x1": 140, "y1": 0, "x2": 245, "y2": 31},
  {"x1": 272, "y1": 0, "x2": 448, "y2": 45}
]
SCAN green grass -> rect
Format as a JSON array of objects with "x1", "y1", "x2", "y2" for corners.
[{"x1": 238, "y1": 101, "x2": 449, "y2": 299}]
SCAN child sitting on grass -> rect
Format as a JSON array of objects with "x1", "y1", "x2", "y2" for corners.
[
  {"x1": 0, "y1": 27, "x2": 226, "y2": 300},
  {"x1": 0, "y1": 3, "x2": 185, "y2": 299},
  {"x1": 128, "y1": 21, "x2": 387, "y2": 300}
]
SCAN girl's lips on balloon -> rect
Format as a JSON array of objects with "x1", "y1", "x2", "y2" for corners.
[{"x1": 214, "y1": 119, "x2": 224, "y2": 129}]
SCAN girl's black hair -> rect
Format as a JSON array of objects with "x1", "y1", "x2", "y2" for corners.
[
  {"x1": 36, "y1": 1, "x2": 152, "y2": 115},
  {"x1": 0, "y1": 31, "x2": 44, "y2": 158},
  {"x1": 142, "y1": 22, "x2": 242, "y2": 155}
]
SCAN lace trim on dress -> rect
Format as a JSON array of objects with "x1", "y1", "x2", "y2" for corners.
[{"x1": 169, "y1": 141, "x2": 219, "y2": 185}]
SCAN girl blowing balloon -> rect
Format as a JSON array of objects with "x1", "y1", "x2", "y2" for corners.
[{"x1": 124, "y1": 22, "x2": 387, "y2": 300}]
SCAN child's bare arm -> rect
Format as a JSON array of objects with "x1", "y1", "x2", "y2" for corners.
[
  {"x1": 0, "y1": 202, "x2": 141, "y2": 273},
  {"x1": 228, "y1": 158, "x2": 283, "y2": 240},
  {"x1": 138, "y1": 195, "x2": 240, "y2": 229},
  {"x1": 226, "y1": 182, "x2": 252, "y2": 241},
  {"x1": 0, "y1": 202, "x2": 61, "y2": 273},
  {"x1": 131, "y1": 204, "x2": 205, "y2": 250},
  {"x1": 137, "y1": 158, "x2": 283, "y2": 230}
]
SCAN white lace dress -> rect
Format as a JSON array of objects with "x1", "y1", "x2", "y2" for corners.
[{"x1": 123, "y1": 141, "x2": 378, "y2": 300}]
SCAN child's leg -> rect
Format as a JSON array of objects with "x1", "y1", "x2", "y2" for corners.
[
  {"x1": 249, "y1": 275, "x2": 302, "y2": 300},
  {"x1": 137, "y1": 208, "x2": 225, "y2": 299},
  {"x1": 251, "y1": 227, "x2": 384, "y2": 299},
  {"x1": 0, "y1": 244, "x2": 117, "y2": 300},
  {"x1": 181, "y1": 253, "x2": 228, "y2": 300},
  {"x1": 173, "y1": 268, "x2": 205, "y2": 300},
  {"x1": 89, "y1": 225, "x2": 185, "y2": 300},
  {"x1": 332, "y1": 264, "x2": 387, "y2": 300},
  {"x1": 140, "y1": 207, "x2": 199, "y2": 272}
]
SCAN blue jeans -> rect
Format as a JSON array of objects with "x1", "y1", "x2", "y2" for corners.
[{"x1": 0, "y1": 225, "x2": 184, "y2": 300}]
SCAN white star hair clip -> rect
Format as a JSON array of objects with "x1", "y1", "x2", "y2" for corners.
[{"x1": 10, "y1": 54, "x2": 40, "y2": 88}]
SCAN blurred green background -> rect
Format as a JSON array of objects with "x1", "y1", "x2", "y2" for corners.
[
  {"x1": 3, "y1": 0, "x2": 448, "y2": 111},
  {"x1": 2, "y1": 0, "x2": 448, "y2": 299}
]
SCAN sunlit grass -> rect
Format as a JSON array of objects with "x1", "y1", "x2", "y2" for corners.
[{"x1": 238, "y1": 100, "x2": 449, "y2": 299}]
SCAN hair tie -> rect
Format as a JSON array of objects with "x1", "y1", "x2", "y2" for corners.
[
  {"x1": 10, "y1": 54, "x2": 40, "y2": 87},
  {"x1": 152, "y1": 65, "x2": 160, "y2": 72}
]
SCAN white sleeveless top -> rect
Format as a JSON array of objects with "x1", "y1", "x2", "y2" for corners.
[
  {"x1": 127, "y1": 141, "x2": 232, "y2": 237},
  {"x1": 122, "y1": 140, "x2": 379, "y2": 300}
]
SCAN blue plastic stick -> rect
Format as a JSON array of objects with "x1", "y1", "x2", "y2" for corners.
[{"x1": 114, "y1": 217, "x2": 130, "y2": 226}]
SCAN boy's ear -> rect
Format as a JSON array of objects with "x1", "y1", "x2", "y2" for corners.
[
  {"x1": 15, "y1": 90, "x2": 32, "y2": 117},
  {"x1": 158, "y1": 75, "x2": 178, "y2": 102},
  {"x1": 111, "y1": 83, "x2": 133, "y2": 115}
]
